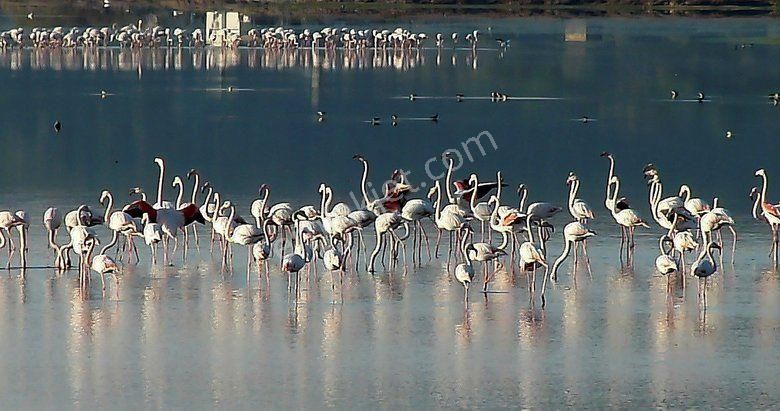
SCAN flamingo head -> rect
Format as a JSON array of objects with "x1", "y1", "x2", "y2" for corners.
[
  {"x1": 352, "y1": 154, "x2": 365, "y2": 162},
  {"x1": 100, "y1": 189, "x2": 110, "y2": 203},
  {"x1": 200, "y1": 182, "x2": 210, "y2": 193},
  {"x1": 755, "y1": 168, "x2": 766, "y2": 177},
  {"x1": 187, "y1": 168, "x2": 197, "y2": 179},
  {"x1": 749, "y1": 187, "x2": 759, "y2": 199},
  {"x1": 600, "y1": 151, "x2": 611, "y2": 158},
  {"x1": 565, "y1": 172, "x2": 577, "y2": 186},
  {"x1": 257, "y1": 184, "x2": 269, "y2": 195}
]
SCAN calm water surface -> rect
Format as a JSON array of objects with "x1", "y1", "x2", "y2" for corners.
[{"x1": 0, "y1": 17, "x2": 779, "y2": 408}]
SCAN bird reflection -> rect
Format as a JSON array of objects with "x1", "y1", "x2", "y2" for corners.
[
  {"x1": 455, "y1": 307, "x2": 473, "y2": 342},
  {"x1": 0, "y1": 47, "x2": 478, "y2": 73}
]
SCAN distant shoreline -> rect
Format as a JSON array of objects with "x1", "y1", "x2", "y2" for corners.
[{"x1": 1, "y1": 0, "x2": 777, "y2": 24}]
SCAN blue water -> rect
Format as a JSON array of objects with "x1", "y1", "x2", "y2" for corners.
[{"x1": 0, "y1": 16, "x2": 778, "y2": 408}]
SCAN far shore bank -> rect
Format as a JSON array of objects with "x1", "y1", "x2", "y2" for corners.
[{"x1": 0, "y1": 0, "x2": 778, "y2": 25}]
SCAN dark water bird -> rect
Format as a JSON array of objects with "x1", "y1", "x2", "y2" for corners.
[
  {"x1": 409, "y1": 93, "x2": 417, "y2": 101},
  {"x1": 100, "y1": 90, "x2": 108, "y2": 99},
  {"x1": 726, "y1": 131, "x2": 733, "y2": 139},
  {"x1": 390, "y1": 114, "x2": 439, "y2": 123},
  {"x1": 455, "y1": 93, "x2": 464, "y2": 102},
  {"x1": 369, "y1": 117, "x2": 381, "y2": 126},
  {"x1": 697, "y1": 92, "x2": 705, "y2": 103},
  {"x1": 670, "y1": 90, "x2": 678, "y2": 100},
  {"x1": 53, "y1": 121, "x2": 61, "y2": 133},
  {"x1": 495, "y1": 38, "x2": 509, "y2": 48},
  {"x1": 316, "y1": 111, "x2": 326, "y2": 122},
  {"x1": 580, "y1": 116, "x2": 591, "y2": 123},
  {"x1": 769, "y1": 93, "x2": 779, "y2": 106}
]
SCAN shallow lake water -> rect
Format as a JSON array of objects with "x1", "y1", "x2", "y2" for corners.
[{"x1": 0, "y1": 16, "x2": 779, "y2": 408}]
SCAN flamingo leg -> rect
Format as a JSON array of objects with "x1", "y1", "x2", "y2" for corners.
[
  {"x1": 435, "y1": 228, "x2": 442, "y2": 259},
  {"x1": 420, "y1": 222, "x2": 432, "y2": 262}
]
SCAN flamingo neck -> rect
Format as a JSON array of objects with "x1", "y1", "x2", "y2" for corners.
[
  {"x1": 526, "y1": 214, "x2": 534, "y2": 243},
  {"x1": 156, "y1": 160, "x2": 165, "y2": 206},
  {"x1": 211, "y1": 193, "x2": 221, "y2": 221},
  {"x1": 227, "y1": 205, "x2": 235, "y2": 237},
  {"x1": 319, "y1": 187, "x2": 327, "y2": 216},
  {"x1": 202, "y1": 188, "x2": 213, "y2": 210},
  {"x1": 190, "y1": 173, "x2": 199, "y2": 204},
  {"x1": 761, "y1": 174, "x2": 768, "y2": 205},
  {"x1": 103, "y1": 192, "x2": 113, "y2": 224},
  {"x1": 445, "y1": 158, "x2": 455, "y2": 204},
  {"x1": 360, "y1": 160, "x2": 369, "y2": 205},
  {"x1": 325, "y1": 187, "x2": 333, "y2": 215},
  {"x1": 518, "y1": 187, "x2": 527, "y2": 211},
  {"x1": 551, "y1": 239, "x2": 572, "y2": 279},
  {"x1": 434, "y1": 181, "x2": 442, "y2": 222},
  {"x1": 101, "y1": 230, "x2": 118, "y2": 255},
  {"x1": 174, "y1": 180, "x2": 183, "y2": 208},
  {"x1": 752, "y1": 193, "x2": 761, "y2": 220},
  {"x1": 469, "y1": 176, "x2": 478, "y2": 212}
]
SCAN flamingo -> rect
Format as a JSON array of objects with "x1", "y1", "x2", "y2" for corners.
[
  {"x1": 255, "y1": 184, "x2": 295, "y2": 259},
  {"x1": 367, "y1": 211, "x2": 409, "y2": 273},
  {"x1": 565, "y1": 172, "x2": 594, "y2": 223},
  {"x1": 100, "y1": 189, "x2": 140, "y2": 263},
  {"x1": 282, "y1": 211, "x2": 313, "y2": 295},
  {"x1": 156, "y1": 203, "x2": 205, "y2": 265},
  {"x1": 86, "y1": 238, "x2": 120, "y2": 296},
  {"x1": 691, "y1": 241, "x2": 721, "y2": 307},
  {"x1": 546, "y1": 222, "x2": 597, "y2": 287},
  {"x1": 518, "y1": 214, "x2": 549, "y2": 295},
  {"x1": 433, "y1": 180, "x2": 465, "y2": 263},
  {"x1": 461, "y1": 223, "x2": 507, "y2": 292},
  {"x1": 755, "y1": 169, "x2": 780, "y2": 262},
  {"x1": 226, "y1": 203, "x2": 267, "y2": 279},
  {"x1": 153, "y1": 157, "x2": 174, "y2": 209},
  {"x1": 487, "y1": 194, "x2": 519, "y2": 256},
  {"x1": 699, "y1": 200, "x2": 736, "y2": 263},
  {"x1": 679, "y1": 185, "x2": 710, "y2": 217},
  {"x1": 0, "y1": 210, "x2": 27, "y2": 269},
  {"x1": 749, "y1": 186, "x2": 775, "y2": 257},
  {"x1": 57, "y1": 225, "x2": 99, "y2": 286},
  {"x1": 454, "y1": 238, "x2": 477, "y2": 304},
  {"x1": 400, "y1": 186, "x2": 435, "y2": 266},
  {"x1": 461, "y1": 173, "x2": 493, "y2": 241},
  {"x1": 252, "y1": 219, "x2": 274, "y2": 281},
  {"x1": 322, "y1": 238, "x2": 350, "y2": 298},
  {"x1": 43, "y1": 207, "x2": 62, "y2": 250},
  {"x1": 655, "y1": 235, "x2": 678, "y2": 274},
  {"x1": 64, "y1": 205, "x2": 103, "y2": 230},
  {"x1": 320, "y1": 185, "x2": 360, "y2": 245},
  {"x1": 14, "y1": 210, "x2": 29, "y2": 268},
  {"x1": 609, "y1": 176, "x2": 649, "y2": 260},
  {"x1": 142, "y1": 213, "x2": 162, "y2": 264}
]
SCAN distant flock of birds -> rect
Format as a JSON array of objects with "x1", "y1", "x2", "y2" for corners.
[
  {"x1": 0, "y1": 22, "x2": 498, "y2": 51},
  {"x1": 0, "y1": 153, "x2": 776, "y2": 306}
]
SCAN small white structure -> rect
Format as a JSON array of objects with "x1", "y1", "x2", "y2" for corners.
[{"x1": 206, "y1": 11, "x2": 241, "y2": 46}]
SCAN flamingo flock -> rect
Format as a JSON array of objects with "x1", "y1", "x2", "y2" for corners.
[
  {"x1": 0, "y1": 23, "x2": 496, "y2": 51},
  {"x1": 1, "y1": 152, "x2": 775, "y2": 307}
]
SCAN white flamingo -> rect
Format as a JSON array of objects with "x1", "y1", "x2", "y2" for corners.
[{"x1": 565, "y1": 172, "x2": 594, "y2": 223}]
